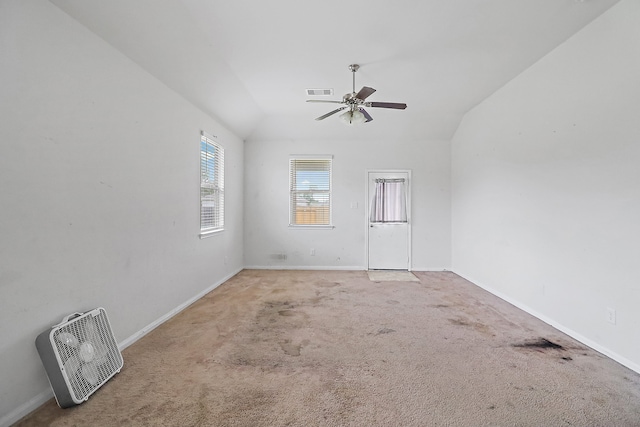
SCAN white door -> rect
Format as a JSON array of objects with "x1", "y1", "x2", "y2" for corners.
[{"x1": 367, "y1": 171, "x2": 411, "y2": 270}]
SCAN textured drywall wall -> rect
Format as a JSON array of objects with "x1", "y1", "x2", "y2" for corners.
[
  {"x1": 451, "y1": 0, "x2": 640, "y2": 372},
  {"x1": 0, "y1": 1, "x2": 243, "y2": 423},
  {"x1": 244, "y1": 137, "x2": 451, "y2": 271}
]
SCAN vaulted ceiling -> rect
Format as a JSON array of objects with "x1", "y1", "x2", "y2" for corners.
[{"x1": 51, "y1": 0, "x2": 619, "y2": 141}]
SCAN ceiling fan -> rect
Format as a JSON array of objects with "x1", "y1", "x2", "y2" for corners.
[{"x1": 307, "y1": 64, "x2": 407, "y2": 124}]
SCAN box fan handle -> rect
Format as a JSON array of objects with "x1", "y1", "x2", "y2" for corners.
[{"x1": 53, "y1": 312, "x2": 84, "y2": 328}]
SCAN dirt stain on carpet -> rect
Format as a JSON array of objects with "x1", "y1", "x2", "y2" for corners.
[
  {"x1": 513, "y1": 338, "x2": 564, "y2": 350},
  {"x1": 279, "y1": 339, "x2": 302, "y2": 356}
]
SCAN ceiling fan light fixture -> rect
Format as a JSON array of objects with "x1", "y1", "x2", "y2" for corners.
[{"x1": 340, "y1": 109, "x2": 366, "y2": 125}]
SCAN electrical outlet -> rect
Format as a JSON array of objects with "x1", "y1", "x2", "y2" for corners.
[
  {"x1": 310, "y1": 248, "x2": 315, "y2": 256},
  {"x1": 606, "y1": 307, "x2": 616, "y2": 325}
]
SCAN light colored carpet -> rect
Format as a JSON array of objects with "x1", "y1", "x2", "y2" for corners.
[
  {"x1": 367, "y1": 270, "x2": 420, "y2": 282},
  {"x1": 15, "y1": 270, "x2": 640, "y2": 426}
]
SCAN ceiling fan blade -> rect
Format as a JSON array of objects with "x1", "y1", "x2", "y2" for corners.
[
  {"x1": 306, "y1": 100, "x2": 344, "y2": 104},
  {"x1": 355, "y1": 86, "x2": 376, "y2": 101},
  {"x1": 315, "y1": 107, "x2": 347, "y2": 121},
  {"x1": 368, "y1": 102, "x2": 407, "y2": 110},
  {"x1": 359, "y1": 108, "x2": 373, "y2": 123}
]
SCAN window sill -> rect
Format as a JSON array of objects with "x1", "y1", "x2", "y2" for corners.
[
  {"x1": 199, "y1": 228, "x2": 224, "y2": 239},
  {"x1": 288, "y1": 225, "x2": 335, "y2": 230}
]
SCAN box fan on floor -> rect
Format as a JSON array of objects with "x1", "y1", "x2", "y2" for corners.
[{"x1": 35, "y1": 308, "x2": 124, "y2": 408}]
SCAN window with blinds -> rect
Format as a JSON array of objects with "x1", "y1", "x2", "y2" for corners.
[
  {"x1": 200, "y1": 132, "x2": 224, "y2": 235},
  {"x1": 289, "y1": 156, "x2": 332, "y2": 226}
]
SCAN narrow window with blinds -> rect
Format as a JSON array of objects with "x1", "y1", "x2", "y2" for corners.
[
  {"x1": 289, "y1": 156, "x2": 333, "y2": 227},
  {"x1": 200, "y1": 131, "x2": 224, "y2": 236}
]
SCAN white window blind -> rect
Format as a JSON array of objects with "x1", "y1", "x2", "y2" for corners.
[
  {"x1": 289, "y1": 156, "x2": 332, "y2": 226},
  {"x1": 200, "y1": 132, "x2": 224, "y2": 235}
]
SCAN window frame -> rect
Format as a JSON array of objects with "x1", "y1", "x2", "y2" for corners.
[
  {"x1": 199, "y1": 131, "x2": 224, "y2": 238},
  {"x1": 289, "y1": 155, "x2": 334, "y2": 229}
]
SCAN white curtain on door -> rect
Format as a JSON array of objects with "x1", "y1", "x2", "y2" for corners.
[{"x1": 370, "y1": 179, "x2": 407, "y2": 223}]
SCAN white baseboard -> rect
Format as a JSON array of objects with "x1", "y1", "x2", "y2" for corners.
[
  {"x1": 244, "y1": 265, "x2": 365, "y2": 271},
  {"x1": 1, "y1": 267, "x2": 242, "y2": 427},
  {"x1": 454, "y1": 271, "x2": 640, "y2": 375},
  {"x1": 244, "y1": 266, "x2": 452, "y2": 272}
]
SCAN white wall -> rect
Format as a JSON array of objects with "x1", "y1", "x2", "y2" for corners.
[
  {"x1": 451, "y1": 0, "x2": 640, "y2": 372},
  {"x1": 244, "y1": 138, "x2": 451, "y2": 271},
  {"x1": 0, "y1": 1, "x2": 243, "y2": 424}
]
